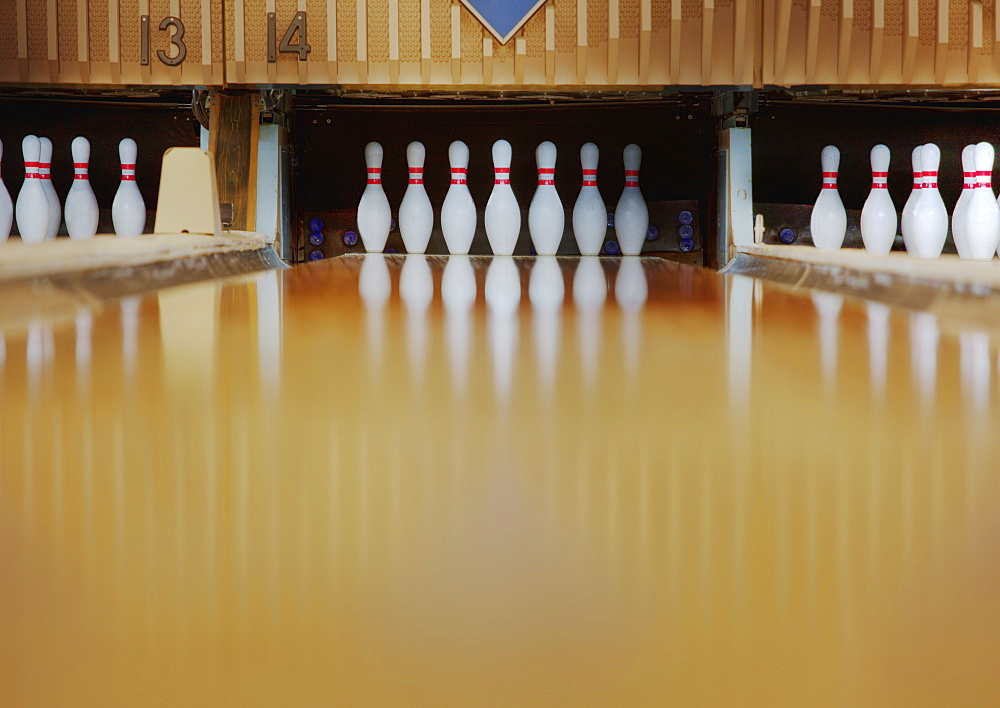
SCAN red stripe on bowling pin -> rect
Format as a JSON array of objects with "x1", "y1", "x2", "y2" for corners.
[
  {"x1": 367, "y1": 168, "x2": 381, "y2": 185},
  {"x1": 451, "y1": 166, "x2": 467, "y2": 185},
  {"x1": 975, "y1": 170, "x2": 992, "y2": 189},
  {"x1": 582, "y1": 168, "x2": 597, "y2": 186},
  {"x1": 74, "y1": 162, "x2": 89, "y2": 180},
  {"x1": 624, "y1": 169, "x2": 639, "y2": 186},
  {"x1": 408, "y1": 168, "x2": 423, "y2": 185},
  {"x1": 121, "y1": 162, "x2": 136, "y2": 181},
  {"x1": 871, "y1": 170, "x2": 887, "y2": 189},
  {"x1": 822, "y1": 171, "x2": 838, "y2": 189},
  {"x1": 537, "y1": 167, "x2": 555, "y2": 186},
  {"x1": 494, "y1": 166, "x2": 510, "y2": 185}
]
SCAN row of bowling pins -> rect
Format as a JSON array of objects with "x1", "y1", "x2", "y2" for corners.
[
  {"x1": 357, "y1": 139, "x2": 649, "y2": 256},
  {"x1": 812, "y1": 142, "x2": 1000, "y2": 259},
  {"x1": 0, "y1": 136, "x2": 146, "y2": 243}
]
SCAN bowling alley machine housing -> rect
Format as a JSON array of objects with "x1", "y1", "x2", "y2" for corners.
[{"x1": 4, "y1": 0, "x2": 1000, "y2": 278}]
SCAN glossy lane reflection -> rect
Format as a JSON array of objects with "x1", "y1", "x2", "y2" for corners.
[{"x1": 0, "y1": 255, "x2": 999, "y2": 705}]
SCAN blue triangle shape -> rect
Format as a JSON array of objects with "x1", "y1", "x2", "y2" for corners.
[{"x1": 461, "y1": 0, "x2": 547, "y2": 44}]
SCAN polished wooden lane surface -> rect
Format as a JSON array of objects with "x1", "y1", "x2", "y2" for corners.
[{"x1": 1, "y1": 255, "x2": 999, "y2": 705}]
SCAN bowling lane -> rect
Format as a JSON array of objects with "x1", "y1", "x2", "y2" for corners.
[{"x1": 1, "y1": 255, "x2": 999, "y2": 705}]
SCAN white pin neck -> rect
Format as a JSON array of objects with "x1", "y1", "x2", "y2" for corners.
[
  {"x1": 38, "y1": 137, "x2": 53, "y2": 164},
  {"x1": 364, "y1": 141, "x2": 384, "y2": 168},
  {"x1": 406, "y1": 141, "x2": 425, "y2": 169},
  {"x1": 22, "y1": 135, "x2": 40, "y2": 163},
  {"x1": 974, "y1": 142, "x2": 994, "y2": 188},
  {"x1": 71, "y1": 136, "x2": 90, "y2": 164},
  {"x1": 921, "y1": 143, "x2": 941, "y2": 172},
  {"x1": 820, "y1": 145, "x2": 840, "y2": 173},
  {"x1": 536, "y1": 141, "x2": 556, "y2": 185},
  {"x1": 492, "y1": 139, "x2": 512, "y2": 168},
  {"x1": 448, "y1": 140, "x2": 469, "y2": 169},
  {"x1": 910, "y1": 145, "x2": 923, "y2": 174},
  {"x1": 869, "y1": 144, "x2": 890, "y2": 172},
  {"x1": 580, "y1": 142, "x2": 599, "y2": 171},
  {"x1": 119, "y1": 137, "x2": 138, "y2": 164}
]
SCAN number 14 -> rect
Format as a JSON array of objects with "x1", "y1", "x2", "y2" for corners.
[{"x1": 268, "y1": 12, "x2": 311, "y2": 62}]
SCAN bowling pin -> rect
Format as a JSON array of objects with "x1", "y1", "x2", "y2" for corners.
[
  {"x1": 485, "y1": 139, "x2": 520, "y2": 255},
  {"x1": 15, "y1": 135, "x2": 49, "y2": 244},
  {"x1": 573, "y1": 142, "x2": 606, "y2": 256},
  {"x1": 528, "y1": 141, "x2": 564, "y2": 255},
  {"x1": 962, "y1": 142, "x2": 1000, "y2": 260},
  {"x1": 64, "y1": 136, "x2": 99, "y2": 240},
  {"x1": 860, "y1": 144, "x2": 896, "y2": 256},
  {"x1": 909, "y1": 143, "x2": 948, "y2": 258},
  {"x1": 614, "y1": 144, "x2": 649, "y2": 255},
  {"x1": 809, "y1": 145, "x2": 847, "y2": 250},
  {"x1": 0, "y1": 139, "x2": 12, "y2": 242},
  {"x1": 441, "y1": 140, "x2": 476, "y2": 255},
  {"x1": 951, "y1": 145, "x2": 976, "y2": 259},
  {"x1": 357, "y1": 142, "x2": 391, "y2": 252},
  {"x1": 901, "y1": 145, "x2": 923, "y2": 253},
  {"x1": 399, "y1": 141, "x2": 433, "y2": 254},
  {"x1": 112, "y1": 138, "x2": 146, "y2": 237},
  {"x1": 38, "y1": 137, "x2": 61, "y2": 239}
]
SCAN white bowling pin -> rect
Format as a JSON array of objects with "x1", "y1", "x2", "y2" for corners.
[
  {"x1": 357, "y1": 142, "x2": 391, "y2": 252},
  {"x1": 441, "y1": 140, "x2": 476, "y2": 255},
  {"x1": 0, "y1": 139, "x2": 12, "y2": 242},
  {"x1": 860, "y1": 144, "x2": 896, "y2": 256},
  {"x1": 38, "y1": 137, "x2": 61, "y2": 239},
  {"x1": 963, "y1": 142, "x2": 1000, "y2": 260},
  {"x1": 399, "y1": 141, "x2": 433, "y2": 254},
  {"x1": 64, "y1": 136, "x2": 99, "y2": 240},
  {"x1": 809, "y1": 145, "x2": 847, "y2": 250},
  {"x1": 528, "y1": 141, "x2": 564, "y2": 255},
  {"x1": 15, "y1": 135, "x2": 49, "y2": 244},
  {"x1": 614, "y1": 144, "x2": 649, "y2": 255},
  {"x1": 951, "y1": 145, "x2": 976, "y2": 259},
  {"x1": 900, "y1": 145, "x2": 923, "y2": 253},
  {"x1": 909, "y1": 143, "x2": 948, "y2": 258},
  {"x1": 572, "y1": 142, "x2": 606, "y2": 256},
  {"x1": 485, "y1": 139, "x2": 520, "y2": 255},
  {"x1": 112, "y1": 138, "x2": 146, "y2": 237}
]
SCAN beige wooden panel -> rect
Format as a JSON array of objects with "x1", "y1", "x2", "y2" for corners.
[
  {"x1": 0, "y1": 0, "x2": 222, "y2": 85},
  {"x1": 229, "y1": 0, "x2": 755, "y2": 87},
  {"x1": 764, "y1": 0, "x2": 1000, "y2": 85}
]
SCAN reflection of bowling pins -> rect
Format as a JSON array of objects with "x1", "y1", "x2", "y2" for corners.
[
  {"x1": 399, "y1": 255, "x2": 433, "y2": 381},
  {"x1": 865, "y1": 301, "x2": 890, "y2": 397},
  {"x1": 615, "y1": 257, "x2": 647, "y2": 380},
  {"x1": 811, "y1": 290, "x2": 843, "y2": 389},
  {"x1": 76, "y1": 307, "x2": 93, "y2": 391},
  {"x1": 121, "y1": 296, "x2": 141, "y2": 383},
  {"x1": 960, "y1": 330, "x2": 990, "y2": 413},
  {"x1": 909, "y1": 311, "x2": 939, "y2": 404},
  {"x1": 357, "y1": 142, "x2": 392, "y2": 252},
  {"x1": 359, "y1": 254, "x2": 391, "y2": 370},
  {"x1": 441, "y1": 256, "x2": 477, "y2": 393},
  {"x1": 573, "y1": 257, "x2": 606, "y2": 389},
  {"x1": 485, "y1": 257, "x2": 521, "y2": 402},
  {"x1": 529, "y1": 257, "x2": 564, "y2": 390}
]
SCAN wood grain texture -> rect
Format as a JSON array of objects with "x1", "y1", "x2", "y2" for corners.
[{"x1": 210, "y1": 92, "x2": 260, "y2": 232}]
